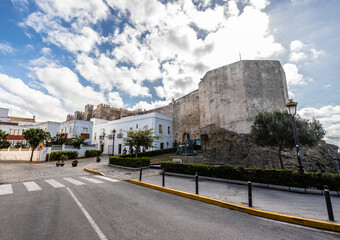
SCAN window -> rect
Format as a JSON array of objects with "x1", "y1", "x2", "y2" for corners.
[
  {"x1": 82, "y1": 127, "x2": 88, "y2": 133},
  {"x1": 61, "y1": 129, "x2": 64, "y2": 133},
  {"x1": 136, "y1": 124, "x2": 138, "y2": 129},
  {"x1": 159, "y1": 124, "x2": 163, "y2": 134},
  {"x1": 94, "y1": 133, "x2": 96, "y2": 140},
  {"x1": 168, "y1": 126, "x2": 171, "y2": 134}
]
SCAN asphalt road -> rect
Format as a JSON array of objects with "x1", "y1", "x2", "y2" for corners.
[{"x1": 0, "y1": 174, "x2": 339, "y2": 240}]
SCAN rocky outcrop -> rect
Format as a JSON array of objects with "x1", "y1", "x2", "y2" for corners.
[{"x1": 202, "y1": 129, "x2": 340, "y2": 173}]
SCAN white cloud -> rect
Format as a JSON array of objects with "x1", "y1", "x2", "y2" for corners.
[
  {"x1": 288, "y1": 40, "x2": 324, "y2": 63},
  {"x1": 0, "y1": 43, "x2": 14, "y2": 54},
  {"x1": 299, "y1": 105, "x2": 340, "y2": 148},
  {"x1": 283, "y1": 63, "x2": 306, "y2": 86},
  {"x1": 41, "y1": 47, "x2": 52, "y2": 55},
  {"x1": 0, "y1": 73, "x2": 67, "y2": 121},
  {"x1": 131, "y1": 100, "x2": 170, "y2": 111}
]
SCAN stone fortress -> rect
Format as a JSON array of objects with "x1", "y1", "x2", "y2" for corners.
[
  {"x1": 68, "y1": 60, "x2": 288, "y2": 147},
  {"x1": 68, "y1": 60, "x2": 339, "y2": 172}
]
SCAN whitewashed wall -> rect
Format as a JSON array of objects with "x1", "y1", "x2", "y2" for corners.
[
  {"x1": 0, "y1": 148, "x2": 42, "y2": 161},
  {"x1": 0, "y1": 144, "x2": 98, "y2": 161},
  {"x1": 92, "y1": 112, "x2": 173, "y2": 155}
]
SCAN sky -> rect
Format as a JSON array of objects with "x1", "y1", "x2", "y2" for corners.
[{"x1": 0, "y1": 0, "x2": 339, "y2": 147}]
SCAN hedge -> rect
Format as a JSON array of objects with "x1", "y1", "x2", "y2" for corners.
[
  {"x1": 50, "y1": 151, "x2": 78, "y2": 160},
  {"x1": 119, "y1": 148, "x2": 177, "y2": 158},
  {"x1": 160, "y1": 161, "x2": 340, "y2": 191},
  {"x1": 109, "y1": 156, "x2": 150, "y2": 168},
  {"x1": 85, "y1": 150, "x2": 102, "y2": 157}
]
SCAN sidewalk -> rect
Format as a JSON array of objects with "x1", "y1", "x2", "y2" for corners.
[{"x1": 87, "y1": 159, "x2": 340, "y2": 224}]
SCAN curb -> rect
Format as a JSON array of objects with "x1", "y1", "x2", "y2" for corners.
[
  {"x1": 108, "y1": 164, "x2": 150, "y2": 171},
  {"x1": 32, "y1": 157, "x2": 96, "y2": 164},
  {"x1": 84, "y1": 167, "x2": 104, "y2": 175},
  {"x1": 126, "y1": 179, "x2": 340, "y2": 232}
]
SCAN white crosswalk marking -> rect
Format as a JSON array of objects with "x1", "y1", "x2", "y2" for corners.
[
  {"x1": 79, "y1": 176, "x2": 104, "y2": 184},
  {"x1": 95, "y1": 176, "x2": 119, "y2": 183},
  {"x1": 0, "y1": 184, "x2": 13, "y2": 195},
  {"x1": 63, "y1": 178, "x2": 86, "y2": 186},
  {"x1": 45, "y1": 179, "x2": 65, "y2": 188},
  {"x1": 23, "y1": 181, "x2": 42, "y2": 191}
]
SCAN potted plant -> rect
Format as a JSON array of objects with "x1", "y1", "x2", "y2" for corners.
[
  {"x1": 96, "y1": 155, "x2": 101, "y2": 162},
  {"x1": 72, "y1": 159, "x2": 78, "y2": 167}
]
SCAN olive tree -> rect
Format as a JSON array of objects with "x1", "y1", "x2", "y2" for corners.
[
  {"x1": 250, "y1": 110, "x2": 325, "y2": 169},
  {"x1": 123, "y1": 128, "x2": 160, "y2": 158},
  {"x1": 0, "y1": 129, "x2": 10, "y2": 149},
  {"x1": 23, "y1": 128, "x2": 49, "y2": 162}
]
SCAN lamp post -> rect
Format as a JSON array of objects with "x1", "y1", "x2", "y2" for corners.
[
  {"x1": 112, "y1": 129, "x2": 116, "y2": 156},
  {"x1": 286, "y1": 99, "x2": 304, "y2": 174}
]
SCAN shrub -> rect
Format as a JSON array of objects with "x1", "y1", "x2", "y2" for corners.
[
  {"x1": 109, "y1": 156, "x2": 150, "y2": 168},
  {"x1": 60, "y1": 154, "x2": 68, "y2": 160},
  {"x1": 160, "y1": 161, "x2": 340, "y2": 191},
  {"x1": 50, "y1": 151, "x2": 78, "y2": 160},
  {"x1": 85, "y1": 150, "x2": 102, "y2": 157},
  {"x1": 119, "y1": 148, "x2": 176, "y2": 158}
]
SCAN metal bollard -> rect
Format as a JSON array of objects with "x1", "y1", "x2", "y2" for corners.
[
  {"x1": 248, "y1": 181, "x2": 252, "y2": 207},
  {"x1": 139, "y1": 167, "x2": 142, "y2": 181},
  {"x1": 324, "y1": 185, "x2": 335, "y2": 221},
  {"x1": 195, "y1": 172, "x2": 199, "y2": 195},
  {"x1": 162, "y1": 169, "x2": 165, "y2": 187}
]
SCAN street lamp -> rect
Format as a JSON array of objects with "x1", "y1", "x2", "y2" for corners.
[
  {"x1": 112, "y1": 129, "x2": 116, "y2": 156},
  {"x1": 286, "y1": 99, "x2": 304, "y2": 174}
]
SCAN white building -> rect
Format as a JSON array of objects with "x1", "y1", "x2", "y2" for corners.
[
  {"x1": 60, "y1": 120, "x2": 93, "y2": 142},
  {"x1": 0, "y1": 107, "x2": 93, "y2": 145},
  {"x1": 92, "y1": 112, "x2": 173, "y2": 155}
]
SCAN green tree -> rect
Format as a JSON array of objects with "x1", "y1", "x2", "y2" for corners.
[
  {"x1": 250, "y1": 110, "x2": 325, "y2": 169},
  {"x1": 69, "y1": 134, "x2": 86, "y2": 149},
  {"x1": 0, "y1": 129, "x2": 10, "y2": 149},
  {"x1": 123, "y1": 128, "x2": 160, "y2": 158},
  {"x1": 23, "y1": 128, "x2": 49, "y2": 162}
]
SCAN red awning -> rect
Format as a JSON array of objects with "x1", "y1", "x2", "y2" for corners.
[{"x1": 6, "y1": 135, "x2": 25, "y2": 140}]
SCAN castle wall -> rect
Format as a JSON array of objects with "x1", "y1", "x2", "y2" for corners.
[
  {"x1": 148, "y1": 90, "x2": 200, "y2": 144},
  {"x1": 199, "y1": 60, "x2": 288, "y2": 134}
]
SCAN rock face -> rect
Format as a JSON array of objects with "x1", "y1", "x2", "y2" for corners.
[{"x1": 202, "y1": 129, "x2": 340, "y2": 174}]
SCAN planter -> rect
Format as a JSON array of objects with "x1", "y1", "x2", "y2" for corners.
[
  {"x1": 72, "y1": 161, "x2": 78, "y2": 167},
  {"x1": 96, "y1": 157, "x2": 101, "y2": 162}
]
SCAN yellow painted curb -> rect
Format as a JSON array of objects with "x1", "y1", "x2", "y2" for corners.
[
  {"x1": 84, "y1": 167, "x2": 104, "y2": 175},
  {"x1": 126, "y1": 179, "x2": 340, "y2": 232}
]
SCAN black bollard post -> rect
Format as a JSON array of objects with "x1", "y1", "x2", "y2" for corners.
[
  {"x1": 195, "y1": 172, "x2": 199, "y2": 195},
  {"x1": 248, "y1": 181, "x2": 252, "y2": 207},
  {"x1": 139, "y1": 167, "x2": 142, "y2": 181},
  {"x1": 162, "y1": 169, "x2": 165, "y2": 187},
  {"x1": 324, "y1": 185, "x2": 334, "y2": 221}
]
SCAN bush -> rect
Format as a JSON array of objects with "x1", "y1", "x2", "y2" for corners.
[
  {"x1": 160, "y1": 161, "x2": 340, "y2": 191},
  {"x1": 119, "y1": 148, "x2": 176, "y2": 158},
  {"x1": 85, "y1": 150, "x2": 102, "y2": 157},
  {"x1": 50, "y1": 151, "x2": 78, "y2": 160},
  {"x1": 109, "y1": 156, "x2": 150, "y2": 168},
  {"x1": 60, "y1": 154, "x2": 68, "y2": 160}
]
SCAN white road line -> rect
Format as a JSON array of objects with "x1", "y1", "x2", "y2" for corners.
[
  {"x1": 94, "y1": 176, "x2": 119, "y2": 183},
  {"x1": 23, "y1": 181, "x2": 42, "y2": 191},
  {"x1": 79, "y1": 177, "x2": 104, "y2": 184},
  {"x1": 0, "y1": 184, "x2": 13, "y2": 195},
  {"x1": 66, "y1": 188, "x2": 108, "y2": 240},
  {"x1": 44, "y1": 179, "x2": 65, "y2": 188},
  {"x1": 63, "y1": 178, "x2": 86, "y2": 186}
]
